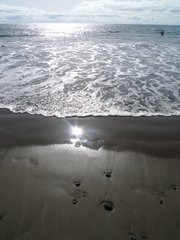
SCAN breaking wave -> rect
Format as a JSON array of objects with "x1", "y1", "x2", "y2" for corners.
[{"x1": 0, "y1": 24, "x2": 180, "y2": 117}]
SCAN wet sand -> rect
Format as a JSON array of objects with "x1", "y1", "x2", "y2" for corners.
[{"x1": 0, "y1": 108, "x2": 180, "y2": 240}]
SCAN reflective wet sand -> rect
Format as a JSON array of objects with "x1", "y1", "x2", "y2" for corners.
[{"x1": 0, "y1": 109, "x2": 180, "y2": 240}]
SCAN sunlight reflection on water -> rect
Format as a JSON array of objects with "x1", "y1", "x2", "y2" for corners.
[{"x1": 34, "y1": 23, "x2": 95, "y2": 37}]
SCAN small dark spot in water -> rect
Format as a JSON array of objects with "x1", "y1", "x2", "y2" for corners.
[
  {"x1": 160, "y1": 199, "x2": 164, "y2": 205},
  {"x1": 75, "y1": 141, "x2": 81, "y2": 148},
  {"x1": 101, "y1": 200, "x2": 114, "y2": 211},
  {"x1": 129, "y1": 232, "x2": 137, "y2": 240},
  {"x1": 105, "y1": 172, "x2": 112, "y2": 178},
  {"x1": 74, "y1": 180, "x2": 81, "y2": 187},
  {"x1": 82, "y1": 139, "x2": 102, "y2": 150},
  {"x1": 72, "y1": 199, "x2": 78, "y2": 205},
  {"x1": 1, "y1": 45, "x2": 5, "y2": 48},
  {"x1": 171, "y1": 184, "x2": 178, "y2": 191},
  {"x1": 29, "y1": 158, "x2": 38, "y2": 166},
  {"x1": 0, "y1": 214, "x2": 4, "y2": 220},
  {"x1": 121, "y1": 199, "x2": 123, "y2": 203}
]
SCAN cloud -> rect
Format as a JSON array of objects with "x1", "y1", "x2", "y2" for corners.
[
  {"x1": 0, "y1": 4, "x2": 123, "y2": 23},
  {"x1": 0, "y1": 4, "x2": 45, "y2": 16},
  {"x1": 0, "y1": 1, "x2": 180, "y2": 24},
  {"x1": 72, "y1": 0, "x2": 180, "y2": 14},
  {"x1": 72, "y1": 0, "x2": 180, "y2": 24},
  {"x1": 169, "y1": 8, "x2": 180, "y2": 13},
  {"x1": 128, "y1": 16, "x2": 141, "y2": 21},
  {"x1": 0, "y1": 4, "x2": 47, "y2": 22}
]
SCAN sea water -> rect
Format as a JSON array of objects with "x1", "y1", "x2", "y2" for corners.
[{"x1": 0, "y1": 23, "x2": 180, "y2": 117}]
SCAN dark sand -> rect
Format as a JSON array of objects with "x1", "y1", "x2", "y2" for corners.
[{"x1": 0, "y1": 108, "x2": 180, "y2": 240}]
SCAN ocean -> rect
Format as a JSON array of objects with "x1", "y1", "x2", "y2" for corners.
[{"x1": 0, "y1": 23, "x2": 180, "y2": 117}]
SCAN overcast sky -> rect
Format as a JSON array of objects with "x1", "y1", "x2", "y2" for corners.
[{"x1": 0, "y1": 0, "x2": 180, "y2": 25}]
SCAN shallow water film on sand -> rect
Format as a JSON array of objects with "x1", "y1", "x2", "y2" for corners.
[{"x1": 0, "y1": 23, "x2": 180, "y2": 117}]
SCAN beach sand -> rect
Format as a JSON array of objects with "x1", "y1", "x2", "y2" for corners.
[{"x1": 0, "y1": 108, "x2": 180, "y2": 240}]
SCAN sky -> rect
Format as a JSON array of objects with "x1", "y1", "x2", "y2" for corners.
[{"x1": 0, "y1": 0, "x2": 180, "y2": 25}]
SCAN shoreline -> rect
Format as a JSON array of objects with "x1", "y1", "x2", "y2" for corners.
[{"x1": 0, "y1": 108, "x2": 180, "y2": 157}]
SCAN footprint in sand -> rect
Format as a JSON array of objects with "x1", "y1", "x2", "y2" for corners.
[
  {"x1": 74, "y1": 180, "x2": 81, "y2": 187},
  {"x1": 132, "y1": 184, "x2": 179, "y2": 206},
  {"x1": 131, "y1": 185, "x2": 167, "y2": 204},
  {"x1": 129, "y1": 232, "x2": 137, "y2": 240},
  {"x1": 129, "y1": 232, "x2": 147, "y2": 240},
  {"x1": 104, "y1": 171, "x2": 112, "y2": 178},
  {"x1": 0, "y1": 214, "x2": 4, "y2": 221},
  {"x1": 101, "y1": 200, "x2": 114, "y2": 211},
  {"x1": 141, "y1": 236, "x2": 147, "y2": 240},
  {"x1": 71, "y1": 189, "x2": 87, "y2": 205},
  {"x1": 28, "y1": 158, "x2": 39, "y2": 166},
  {"x1": 72, "y1": 199, "x2": 78, "y2": 205},
  {"x1": 171, "y1": 184, "x2": 178, "y2": 192},
  {"x1": 72, "y1": 189, "x2": 88, "y2": 199},
  {"x1": 159, "y1": 198, "x2": 164, "y2": 205},
  {"x1": 12, "y1": 157, "x2": 39, "y2": 166}
]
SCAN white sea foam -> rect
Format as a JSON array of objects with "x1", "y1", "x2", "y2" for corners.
[{"x1": 0, "y1": 24, "x2": 180, "y2": 117}]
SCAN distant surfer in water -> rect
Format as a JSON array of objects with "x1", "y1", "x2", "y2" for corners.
[{"x1": 161, "y1": 30, "x2": 164, "y2": 36}]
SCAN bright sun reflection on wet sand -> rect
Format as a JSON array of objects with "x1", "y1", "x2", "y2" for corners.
[
  {"x1": 72, "y1": 127, "x2": 83, "y2": 137},
  {"x1": 70, "y1": 126, "x2": 102, "y2": 150},
  {"x1": 70, "y1": 126, "x2": 83, "y2": 147}
]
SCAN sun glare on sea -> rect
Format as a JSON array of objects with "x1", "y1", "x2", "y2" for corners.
[{"x1": 42, "y1": 23, "x2": 88, "y2": 37}]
